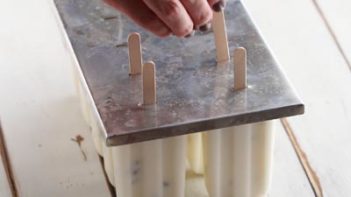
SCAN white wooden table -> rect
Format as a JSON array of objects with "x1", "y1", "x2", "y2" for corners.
[
  {"x1": 244, "y1": 0, "x2": 351, "y2": 196},
  {"x1": 1, "y1": 0, "x2": 350, "y2": 196}
]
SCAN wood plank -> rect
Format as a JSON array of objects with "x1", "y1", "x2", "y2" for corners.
[
  {"x1": 244, "y1": 0, "x2": 351, "y2": 196},
  {"x1": 271, "y1": 122, "x2": 314, "y2": 197},
  {"x1": 0, "y1": 156, "x2": 12, "y2": 197},
  {"x1": 316, "y1": 0, "x2": 351, "y2": 70},
  {"x1": 0, "y1": 123, "x2": 17, "y2": 197},
  {"x1": 0, "y1": 0, "x2": 110, "y2": 196}
]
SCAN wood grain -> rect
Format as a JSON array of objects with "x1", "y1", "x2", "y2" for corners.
[
  {"x1": 281, "y1": 118, "x2": 322, "y2": 197},
  {"x1": 270, "y1": 121, "x2": 314, "y2": 197},
  {"x1": 0, "y1": 0, "x2": 111, "y2": 196},
  {"x1": 0, "y1": 125, "x2": 15, "y2": 197},
  {"x1": 244, "y1": 0, "x2": 351, "y2": 196},
  {"x1": 0, "y1": 159, "x2": 11, "y2": 197},
  {"x1": 313, "y1": 0, "x2": 351, "y2": 71}
]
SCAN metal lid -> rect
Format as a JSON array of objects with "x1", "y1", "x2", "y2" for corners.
[{"x1": 54, "y1": 0, "x2": 304, "y2": 146}]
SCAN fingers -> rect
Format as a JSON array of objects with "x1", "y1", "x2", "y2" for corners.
[
  {"x1": 180, "y1": 0, "x2": 212, "y2": 29},
  {"x1": 104, "y1": 0, "x2": 171, "y2": 37},
  {"x1": 207, "y1": 0, "x2": 225, "y2": 12},
  {"x1": 143, "y1": 0, "x2": 194, "y2": 37},
  {"x1": 104, "y1": 0, "x2": 224, "y2": 37}
]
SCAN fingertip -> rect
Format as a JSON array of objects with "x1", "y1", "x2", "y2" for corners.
[
  {"x1": 140, "y1": 15, "x2": 172, "y2": 37},
  {"x1": 152, "y1": 23, "x2": 173, "y2": 37},
  {"x1": 195, "y1": 8, "x2": 213, "y2": 27},
  {"x1": 144, "y1": 0, "x2": 194, "y2": 37},
  {"x1": 155, "y1": 28, "x2": 172, "y2": 38},
  {"x1": 180, "y1": 0, "x2": 213, "y2": 28},
  {"x1": 173, "y1": 23, "x2": 194, "y2": 37},
  {"x1": 211, "y1": 0, "x2": 225, "y2": 12},
  {"x1": 185, "y1": 30, "x2": 195, "y2": 38},
  {"x1": 198, "y1": 23, "x2": 211, "y2": 32}
]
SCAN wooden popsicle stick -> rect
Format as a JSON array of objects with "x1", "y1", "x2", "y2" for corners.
[
  {"x1": 143, "y1": 61, "x2": 156, "y2": 105},
  {"x1": 128, "y1": 32, "x2": 142, "y2": 75},
  {"x1": 212, "y1": 11, "x2": 230, "y2": 65},
  {"x1": 234, "y1": 47, "x2": 247, "y2": 90}
]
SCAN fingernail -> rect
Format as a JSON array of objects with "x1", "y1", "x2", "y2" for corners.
[
  {"x1": 199, "y1": 23, "x2": 211, "y2": 32},
  {"x1": 212, "y1": 0, "x2": 225, "y2": 12},
  {"x1": 185, "y1": 30, "x2": 195, "y2": 38}
]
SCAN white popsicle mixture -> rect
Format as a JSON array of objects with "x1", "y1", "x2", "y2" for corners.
[
  {"x1": 251, "y1": 121, "x2": 275, "y2": 197},
  {"x1": 187, "y1": 133, "x2": 204, "y2": 174},
  {"x1": 75, "y1": 70, "x2": 103, "y2": 156},
  {"x1": 103, "y1": 142, "x2": 115, "y2": 186},
  {"x1": 76, "y1": 78, "x2": 276, "y2": 196},
  {"x1": 111, "y1": 136, "x2": 187, "y2": 197},
  {"x1": 203, "y1": 121, "x2": 275, "y2": 197}
]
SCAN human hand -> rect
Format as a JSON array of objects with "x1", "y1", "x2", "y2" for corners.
[{"x1": 104, "y1": 0, "x2": 225, "y2": 37}]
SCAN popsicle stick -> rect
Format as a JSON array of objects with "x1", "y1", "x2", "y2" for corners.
[
  {"x1": 212, "y1": 11, "x2": 230, "y2": 65},
  {"x1": 128, "y1": 32, "x2": 142, "y2": 75},
  {"x1": 234, "y1": 47, "x2": 247, "y2": 90},
  {"x1": 142, "y1": 61, "x2": 156, "y2": 105}
]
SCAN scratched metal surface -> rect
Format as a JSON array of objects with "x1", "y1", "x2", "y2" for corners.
[{"x1": 54, "y1": 0, "x2": 304, "y2": 146}]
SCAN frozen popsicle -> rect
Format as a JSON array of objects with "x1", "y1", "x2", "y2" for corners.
[
  {"x1": 141, "y1": 139, "x2": 163, "y2": 197},
  {"x1": 203, "y1": 126, "x2": 252, "y2": 197},
  {"x1": 218, "y1": 127, "x2": 235, "y2": 197},
  {"x1": 232, "y1": 125, "x2": 251, "y2": 197},
  {"x1": 113, "y1": 143, "x2": 133, "y2": 197},
  {"x1": 102, "y1": 142, "x2": 115, "y2": 186},
  {"x1": 204, "y1": 127, "x2": 243, "y2": 197},
  {"x1": 251, "y1": 121, "x2": 275, "y2": 197},
  {"x1": 76, "y1": 80, "x2": 90, "y2": 124},
  {"x1": 75, "y1": 74, "x2": 104, "y2": 156},
  {"x1": 162, "y1": 136, "x2": 187, "y2": 197},
  {"x1": 187, "y1": 133, "x2": 204, "y2": 174},
  {"x1": 112, "y1": 135, "x2": 187, "y2": 197},
  {"x1": 203, "y1": 121, "x2": 275, "y2": 197},
  {"x1": 91, "y1": 119, "x2": 103, "y2": 156},
  {"x1": 73, "y1": 63, "x2": 90, "y2": 124},
  {"x1": 203, "y1": 129, "x2": 221, "y2": 197}
]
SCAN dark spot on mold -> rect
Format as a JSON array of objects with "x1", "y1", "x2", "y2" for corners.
[
  {"x1": 131, "y1": 160, "x2": 142, "y2": 184},
  {"x1": 103, "y1": 15, "x2": 117, "y2": 20},
  {"x1": 163, "y1": 181, "x2": 170, "y2": 187},
  {"x1": 75, "y1": 29, "x2": 84, "y2": 35},
  {"x1": 115, "y1": 42, "x2": 128, "y2": 48}
]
